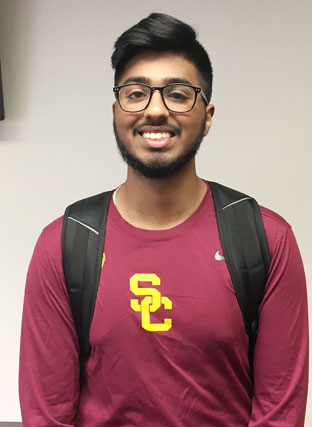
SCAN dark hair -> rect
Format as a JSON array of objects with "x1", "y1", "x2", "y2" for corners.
[{"x1": 111, "y1": 13, "x2": 213, "y2": 103}]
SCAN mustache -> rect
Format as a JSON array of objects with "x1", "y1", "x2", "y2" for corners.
[{"x1": 133, "y1": 119, "x2": 181, "y2": 136}]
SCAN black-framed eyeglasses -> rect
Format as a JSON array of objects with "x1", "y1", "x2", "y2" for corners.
[{"x1": 113, "y1": 83, "x2": 208, "y2": 113}]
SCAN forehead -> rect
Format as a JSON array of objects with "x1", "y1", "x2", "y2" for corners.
[{"x1": 119, "y1": 51, "x2": 201, "y2": 86}]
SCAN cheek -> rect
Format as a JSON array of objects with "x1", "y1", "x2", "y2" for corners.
[
  {"x1": 177, "y1": 115, "x2": 199, "y2": 134},
  {"x1": 186, "y1": 110, "x2": 207, "y2": 133},
  {"x1": 114, "y1": 110, "x2": 138, "y2": 133}
]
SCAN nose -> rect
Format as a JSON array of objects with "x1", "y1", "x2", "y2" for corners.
[{"x1": 143, "y1": 89, "x2": 169, "y2": 119}]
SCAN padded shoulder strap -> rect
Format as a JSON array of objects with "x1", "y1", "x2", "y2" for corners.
[
  {"x1": 209, "y1": 181, "x2": 270, "y2": 372},
  {"x1": 61, "y1": 191, "x2": 112, "y2": 358}
]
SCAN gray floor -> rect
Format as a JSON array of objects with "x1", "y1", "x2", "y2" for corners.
[{"x1": 0, "y1": 424, "x2": 22, "y2": 426}]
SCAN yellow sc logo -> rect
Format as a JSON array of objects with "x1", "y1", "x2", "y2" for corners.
[{"x1": 130, "y1": 273, "x2": 172, "y2": 332}]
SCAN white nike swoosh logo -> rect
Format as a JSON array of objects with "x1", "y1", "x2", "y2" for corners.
[{"x1": 215, "y1": 251, "x2": 225, "y2": 261}]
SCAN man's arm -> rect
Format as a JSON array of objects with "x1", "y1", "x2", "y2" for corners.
[
  {"x1": 249, "y1": 225, "x2": 309, "y2": 426},
  {"x1": 19, "y1": 219, "x2": 80, "y2": 426}
]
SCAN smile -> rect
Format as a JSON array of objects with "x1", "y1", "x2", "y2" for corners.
[{"x1": 141, "y1": 132, "x2": 172, "y2": 140}]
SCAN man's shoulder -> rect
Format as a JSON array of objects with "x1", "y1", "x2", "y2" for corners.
[
  {"x1": 206, "y1": 181, "x2": 291, "y2": 238},
  {"x1": 260, "y1": 204, "x2": 290, "y2": 227},
  {"x1": 34, "y1": 216, "x2": 64, "y2": 263},
  {"x1": 258, "y1": 205, "x2": 292, "y2": 258},
  {"x1": 259, "y1": 205, "x2": 291, "y2": 235},
  {"x1": 40, "y1": 215, "x2": 63, "y2": 242}
]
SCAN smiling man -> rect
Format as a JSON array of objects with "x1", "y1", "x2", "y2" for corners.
[
  {"x1": 112, "y1": 49, "x2": 214, "y2": 230},
  {"x1": 19, "y1": 13, "x2": 308, "y2": 426},
  {"x1": 113, "y1": 52, "x2": 213, "y2": 182}
]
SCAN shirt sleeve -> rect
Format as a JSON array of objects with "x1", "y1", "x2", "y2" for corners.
[
  {"x1": 19, "y1": 220, "x2": 80, "y2": 426},
  {"x1": 249, "y1": 226, "x2": 309, "y2": 426}
]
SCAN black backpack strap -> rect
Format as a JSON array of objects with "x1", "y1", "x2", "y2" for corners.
[
  {"x1": 61, "y1": 191, "x2": 112, "y2": 359},
  {"x1": 209, "y1": 181, "x2": 270, "y2": 375}
]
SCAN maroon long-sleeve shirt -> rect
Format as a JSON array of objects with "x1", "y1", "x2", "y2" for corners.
[{"x1": 19, "y1": 185, "x2": 308, "y2": 426}]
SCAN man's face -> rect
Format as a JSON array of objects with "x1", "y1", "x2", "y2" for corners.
[{"x1": 113, "y1": 51, "x2": 214, "y2": 178}]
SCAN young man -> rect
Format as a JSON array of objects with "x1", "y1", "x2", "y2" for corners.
[{"x1": 19, "y1": 13, "x2": 308, "y2": 426}]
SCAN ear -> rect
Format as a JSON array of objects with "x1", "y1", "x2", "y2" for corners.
[{"x1": 203, "y1": 104, "x2": 215, "y2": 136}]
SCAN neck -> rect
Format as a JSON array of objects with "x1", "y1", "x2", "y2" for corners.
[{"x1": 116, "y1": 161, "x2": 207, "y2": 230}]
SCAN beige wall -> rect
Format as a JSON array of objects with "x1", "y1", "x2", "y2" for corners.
[{"x1": 0, "y1": 0, "x2": 311, "y2": 422}]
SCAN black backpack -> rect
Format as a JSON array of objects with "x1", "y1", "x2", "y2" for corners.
[{"x1": 61, "y1": 182, "x2": 270, "y2": 376}]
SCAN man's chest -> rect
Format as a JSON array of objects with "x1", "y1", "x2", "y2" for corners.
[
  {"x1": 79, "y1": 210, "x2": 252, "y2": 427},
  {"x1": 90, "y1": 224, "x2": 247, "y2": 358}
]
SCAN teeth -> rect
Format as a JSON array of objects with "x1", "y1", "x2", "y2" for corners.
[{"x1": 142, "y1": 132, "x2": 171, "y2": 140}]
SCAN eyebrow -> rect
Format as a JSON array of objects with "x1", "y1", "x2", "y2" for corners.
[{"x1": 121, "y1": 76, "x2": 193, "y2": 86}]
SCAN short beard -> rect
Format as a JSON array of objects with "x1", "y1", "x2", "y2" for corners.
[{"x1": 113, "y1": 118, "x2": 207, "y2": 179}]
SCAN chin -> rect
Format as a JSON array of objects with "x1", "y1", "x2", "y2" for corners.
[{"x1": 113, "y1": 120, "x2": 206, "y2": 179}]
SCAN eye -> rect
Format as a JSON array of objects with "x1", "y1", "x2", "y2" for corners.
[
  {"x1": 167, "y1": 91, "x2": 188, "y2": 101},
  {"x1": 165, "y1": 86, "x2": 193, "y2": 102},
  {"x1": 128, "y1": 90, "x2": 147, "y2": 100},
  {"x1": 120, "y1": 85, "x2": 150, "y2": 103}
]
